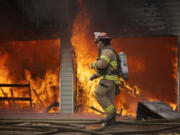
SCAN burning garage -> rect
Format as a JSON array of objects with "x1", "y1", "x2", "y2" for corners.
[{"x1": 0, "y1": 0, "x2": 180, "y2": 134}]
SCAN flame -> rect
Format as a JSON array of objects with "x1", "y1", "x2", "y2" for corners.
[
  {"x1": 0, "y1": 39, "x2": 60, "y2": 112},
  {"x1": 0, "y1": 53, "x2": 10, "y2": 83},
  {"x1": 71, "y1": 3, "x2": 102, "y2": 114},
  {"x1": 71, "y1": 1, "x2": 178, "y2": 116},
  {"x1": 25, "y1": 69, "x2": 59, "y2": 112},
  {"x1": 169, "y1": 103, "x2": 177, "y2": 110},
  {"x1": 0, "y1": 1, "x2": 178, "y2": 116},
  {"x1": 71, "y1": 1, "x2": 142, "y2": 116},
  {"x1": 120, "y1": 78, "x2": 141, "y2": 97}
]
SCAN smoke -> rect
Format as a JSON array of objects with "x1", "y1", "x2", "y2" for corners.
[
  {"x1": 78, "y1": 0, "x2": 139, "y2": 35},
  {"x1": 12, "y1": 0, "x2": 79, "y2": 29}
]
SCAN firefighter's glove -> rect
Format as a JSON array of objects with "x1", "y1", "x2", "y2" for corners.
[
  {"x1": 122, "y1": 75, "x2": 128, "y2": 81},
  {"x1": 120, "y1": 81, "x2": 125, "y2": 88},
  {"x1": 90, "y1": 74, "x2": 98, "y2": 81},
  {"x1": 90, "y1": 62, "x2": 96, "y2": 69}
]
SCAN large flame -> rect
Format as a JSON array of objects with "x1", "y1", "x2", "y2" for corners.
[
  {"x1": 0, "y1": 39, "x2": 60, "y2": 112},
  {"x1": 71, "y1": 1, "x2": 141, "y2": 116},
  {"x1": 71, "y1": 1, "x2": 178, "y2": 116},
  {"x1": 71, "y1": 4, "x2": 102, "y2": 113}
]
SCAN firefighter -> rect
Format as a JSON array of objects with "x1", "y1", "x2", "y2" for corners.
[{"x1": 90, "y1": 32, "x2": 120, "y2": 123}]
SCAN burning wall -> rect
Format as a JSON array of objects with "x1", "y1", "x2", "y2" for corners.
[{"x1": 0, "y1": 39, "x2": 60, "y2": 112}]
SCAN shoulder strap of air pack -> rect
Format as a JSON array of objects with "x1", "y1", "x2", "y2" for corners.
[{"x1": 102, "y1": 47, "x2": 121, "y2": 76}]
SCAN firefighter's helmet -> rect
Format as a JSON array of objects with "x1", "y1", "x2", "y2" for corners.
[{"x1": 94, "y1": 32, "x2": 111, "y2": 43}]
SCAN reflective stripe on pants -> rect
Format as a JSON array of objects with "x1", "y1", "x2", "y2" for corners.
[{"x1": 105, "y1": 104, "x2": 114, "y2": 113}]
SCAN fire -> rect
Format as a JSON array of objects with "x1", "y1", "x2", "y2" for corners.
[
  {"x1": 0, "y1": 53, "x2": 10, "y2": 83},
  {"x1": 0, "y1": 39, "x2": 60, "y2": 112},
  {"x1": 71, "y1": 4, "x2": 102, "y2": 113},
  {"x1": 0, "y1": 1, "x2": 177, "y2": 116},
  {"x1": 71, "y1": 1, "x2": 178, "y2": 116},
  {"x1": 25, "y1": 69, "x2": 59, "y2": 112},
  {"x1": 120, "y1": 78, "x2": 141, "y2": 97},
  {"x1": 71, "y1": 1, "x2": 142, "y2": 116},
  {"x1": 169, "y1": 103, "x2": 177, "y2": 110},
  {"x1": 112, "y1": 37, "x2": 178, "y2": 114}
]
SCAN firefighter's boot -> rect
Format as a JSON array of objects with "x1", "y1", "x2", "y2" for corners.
[
  {"x1": 99, "y1": 109, "x2": 116, "y2": 124},
  {"x1": 99, "y1": 112, "x2": 116, "y2": 127},
  {"x1": 105, "y1": 111, "x2": 116, "y2": 123}
]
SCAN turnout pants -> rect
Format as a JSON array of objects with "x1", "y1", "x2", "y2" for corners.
[{"x1": 95, "y1": 79, "x2": 116, "y2": 115}]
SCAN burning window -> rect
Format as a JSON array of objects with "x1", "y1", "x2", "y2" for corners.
[{"x1": 0, "y1": 39, "x2": 60, "y2": 113}]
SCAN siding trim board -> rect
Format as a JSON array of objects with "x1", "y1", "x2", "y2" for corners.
[{"x1": 60, "y1": 39, "x2": 74, "y2": 114}]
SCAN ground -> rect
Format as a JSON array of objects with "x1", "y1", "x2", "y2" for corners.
[{"x1": 0, "y1": 113, "x2": 180, "y2": 135}]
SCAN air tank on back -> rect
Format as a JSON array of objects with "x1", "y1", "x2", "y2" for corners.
[{"x1": 118, "y1": 52, "x2": 128, "y2": 80}]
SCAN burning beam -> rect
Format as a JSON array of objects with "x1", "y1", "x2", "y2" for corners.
[
  {"x1": 0, "y1": 88, "x2": 7, "y2": 97},
  {"x1": 32, "y1": 89, "x2": 43, "y2": 106},
  {"x1": 0, "y1": 84, "x2": 30, "y2": 87},
  {"x1": 0, "y1": 83, "x2": 32, "y2": 108},
  {"x1": 0, "y1": 97, "x2": 31, "y2": 101}
]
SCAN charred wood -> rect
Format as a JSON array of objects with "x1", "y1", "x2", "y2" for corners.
[
  {"x1": 0, "y1": 84, "x2": 30, "y2": 87},
  {"x1": 0, "y1": 97, "x2": 31, "y2": 101}
]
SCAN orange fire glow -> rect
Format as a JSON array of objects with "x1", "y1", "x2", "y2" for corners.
[
  {"x1": 0, "y1": 39, "x2": 60, "y2": 112},
  {"x1": 71, "y1": 5, "x2": 102, "y2": 113},
  {"x1": 71, "y1": 1, "x2": 178, "y2": 116},
  {"x1": 0, "y1": 1, "x2": 177, "y2": 117},
  {"x1": 71, "y1": 2, "x2": 143, "y2": 116}
]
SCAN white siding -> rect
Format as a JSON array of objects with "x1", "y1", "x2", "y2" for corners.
[{"x1": 60, "y1": 42, "x2": 74, "y2": 114}]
